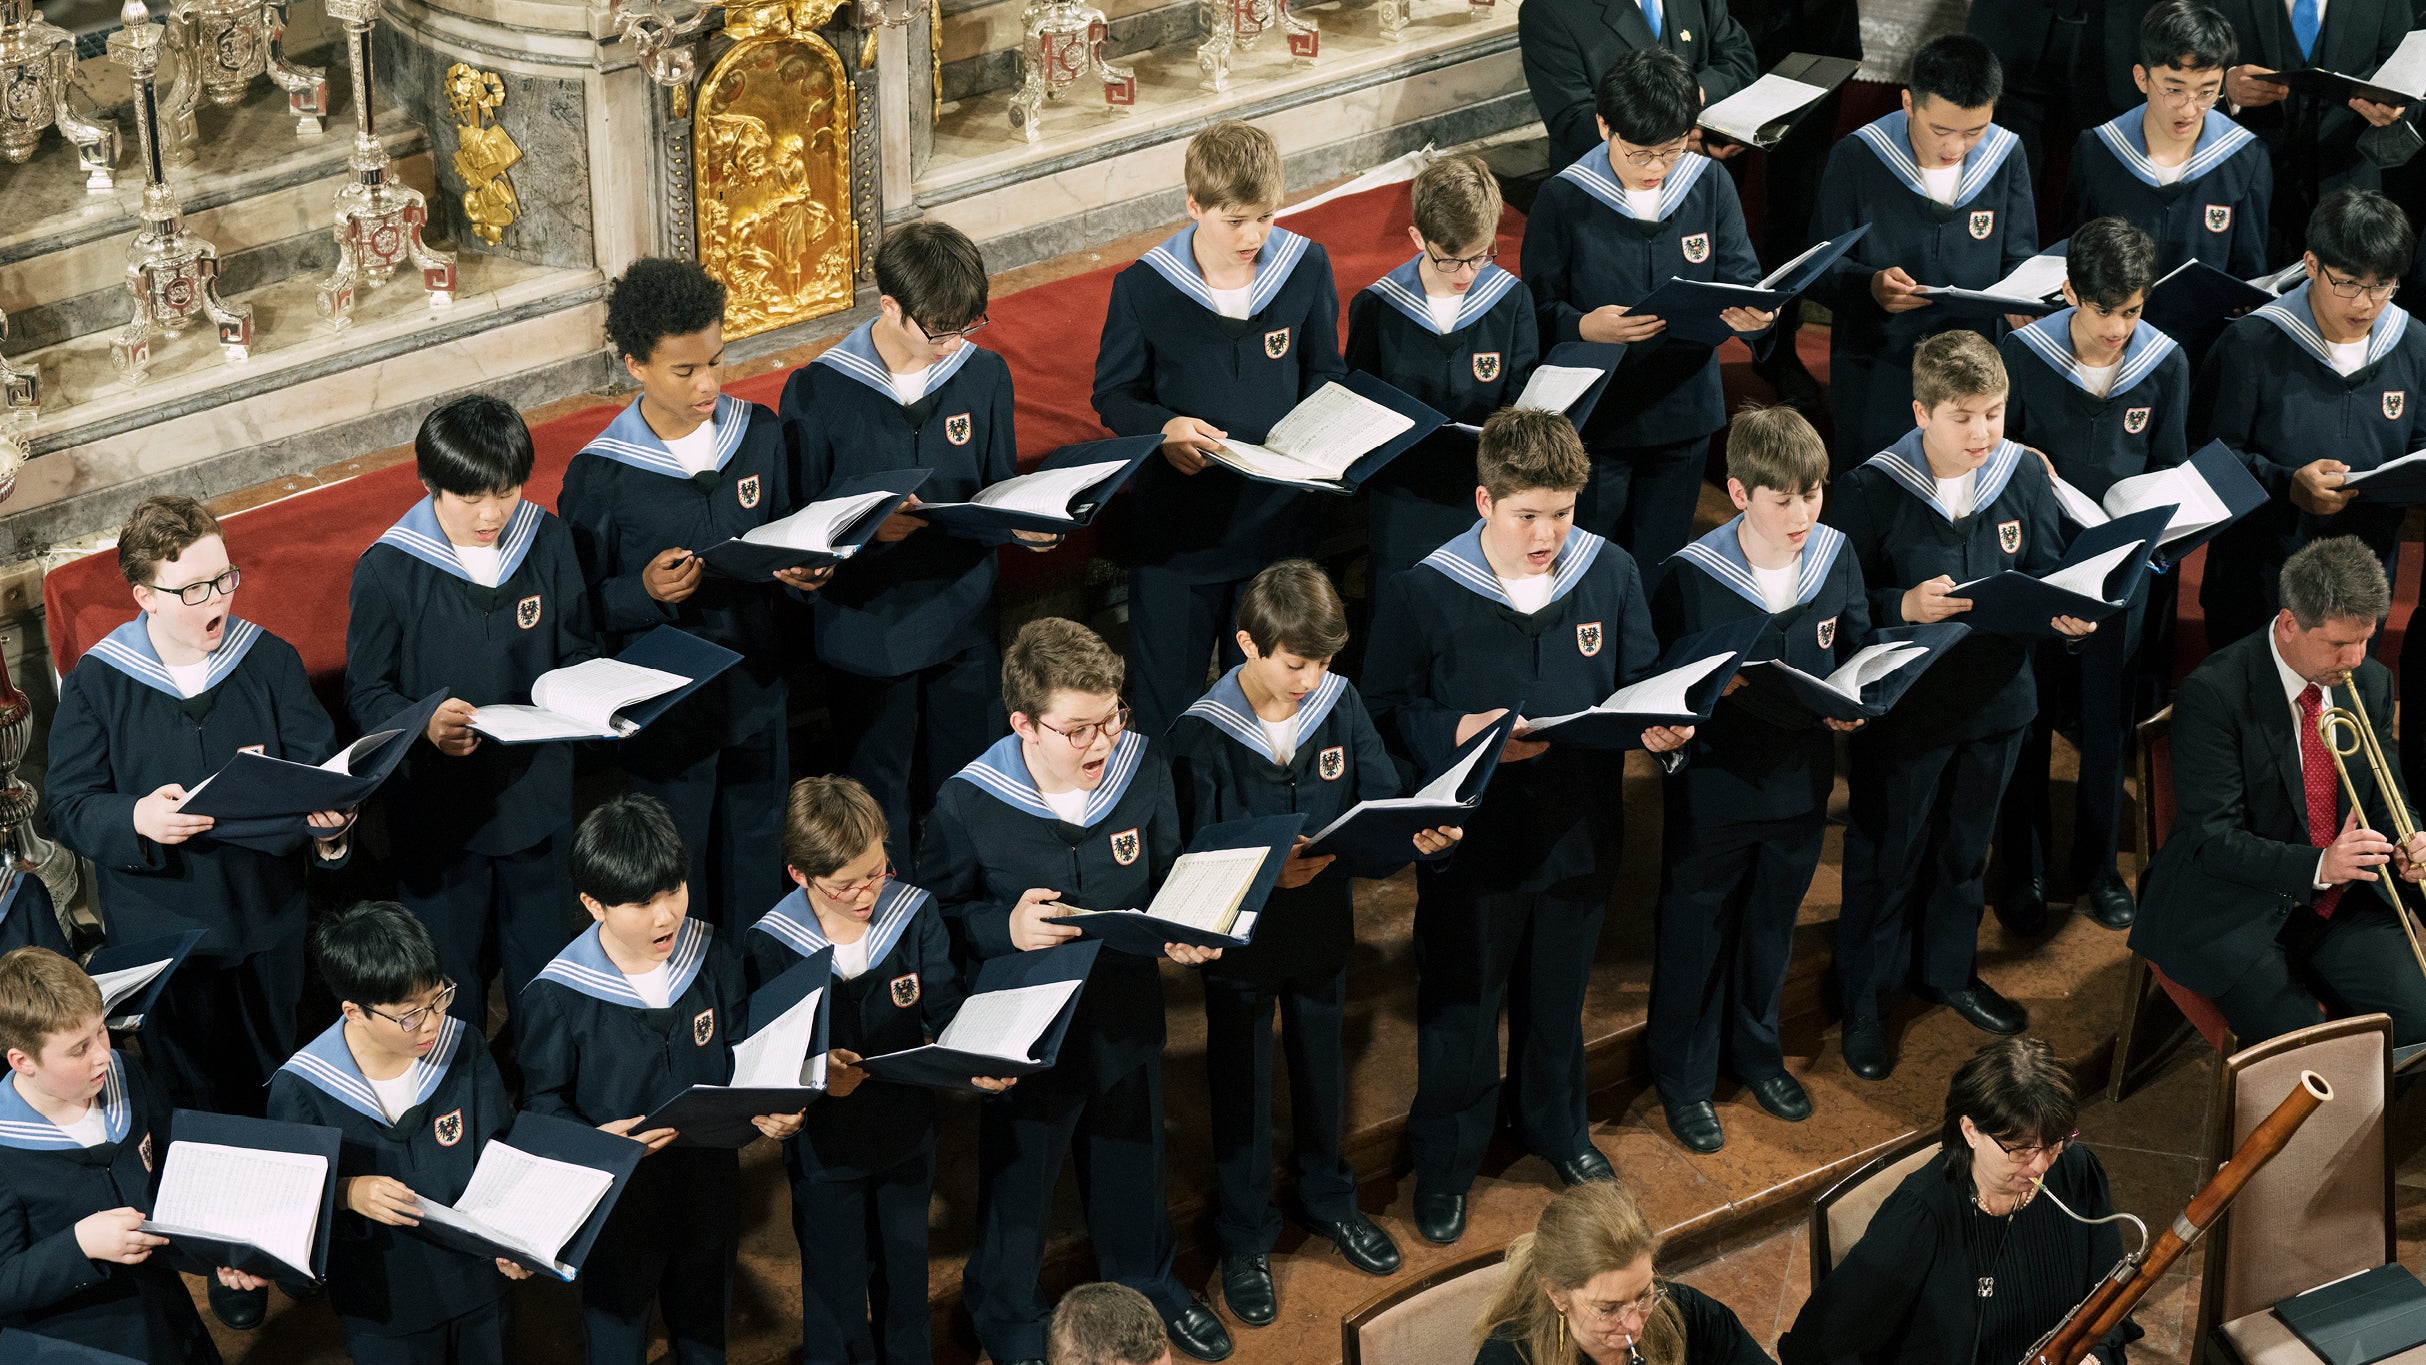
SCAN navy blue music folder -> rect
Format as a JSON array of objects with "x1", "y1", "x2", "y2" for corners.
[
  {"x1": 1518, "y1": 613, "x2": 1768, "y2": 749},
  {"x1": 1205, "y1": 371, "x2": 1448, "y2": 495},
  {"x1": 403, "y1": 1108, "x2": 649, "y2": 1281},
  {"x1": 1738, "y1": 622, "x2": 1971, "y2": 723},
  {"x1": 693, "y1": 469, "x2": 930, "y2": 579},
  {"x1": 1630, "y1": 225, "x2": 1870, "y2": 346},
  {"x1": 1302, "y1": 709, "x2": 1521, "y2": 877},
  {"x1": 86, "y1": 929, "x2": 205, "y2": 1031},
  {"x1": 914, "y1": 435, "x2": 1162, "y2": 536},
  {"x1": 1046, "y1": 814, "x2": 1306, "y2": 952},
  {"x1": 1953, "y1": 505, "x2": 2172, "y2": 640},
  {"x1": 180, "y1": 688, "x2": 447, "y2": 854},
  {"x1": 146, "y1": 1110, "x2": 342, "y2": 1290},
  {"x1": 640, "y1": 947, "x2": 833, "y2": 1148},
  {"x1": 854, "y1": 939, "x2": 1103, "y2": 1093}
]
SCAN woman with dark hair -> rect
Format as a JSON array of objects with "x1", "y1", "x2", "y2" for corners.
[
  {"x1": 1473, "y1": 1181, "x2": 1772, "y2": 1365},
  {"x1": 1779, "y1": 1038, "x2": 2143, "y2": 1365}
]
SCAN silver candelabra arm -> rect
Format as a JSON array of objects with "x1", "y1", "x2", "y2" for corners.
[
  {"x1": 0, "y1": 1, "x2": 119, "y2": 188},
  {"x1": 591, "y1": 0, "x2": 718, "y2": 97}
]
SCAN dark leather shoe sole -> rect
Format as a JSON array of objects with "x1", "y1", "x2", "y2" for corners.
[
  {"x1": 1219, "y1": 1258, "x2": 1277, "y2": 1327},
  {"x1": 1748, "y1": 1074, "x2": 1813, "y2": 1122},
  {"x1": 1665, "y1": 1100, "x2": 1724, "y2": 1153},
  {"x1": 1413, "y1": 1194, "x2": 1466, "y2": 1245}
]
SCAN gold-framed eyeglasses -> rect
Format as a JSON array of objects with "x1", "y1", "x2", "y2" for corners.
[
  {"x1": 1616, "y1": 140, "x2": 1690, "y2": 169},
  {"x1": 1425, "y1": 246, "x2": 1498, "y2": 273},
  {"x1": 364, "y1": 980, "x2": 457, "y2": 1032},
  {"x1": 1035, "y1": 703, "x2": 1130, "y2": 750},
  {"x1": 2152, "y1": 82, "x2": 2223, "y2": 109},
  {"x1": 156, "y1": 566, "x2": 241, "y2": 606},
  {"x1": 2323, "y1": 273, "x2": 2400, "y2": 302},
  {"x1": 1986, "y1": 1128, "x2": 2077, "y2": 1161},
  {"x1": 814, "y1": 862, "x2": 894, "y2": 901},
  {"x1": 1577, "y1": 1282, "x2": 1666, "y2": 1324}
]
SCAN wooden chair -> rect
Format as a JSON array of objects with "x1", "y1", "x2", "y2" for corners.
[
  {"x1": 2194, "y1": 1014, "x2": 2400, "y2": 1365},
  {"x1": 1807, "y1": 1131, "x2": 1942, "y2": 1294},
  {"x1": 1341, "y1": 1249, "x2": 1509, "y2": 1365},
  {"x1": 2109, "y1": 706, "x2": 2237, "y2": 1103}
]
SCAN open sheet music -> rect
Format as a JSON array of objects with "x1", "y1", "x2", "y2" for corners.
[
  {"x1": 1450, "y1": 364, "x2": 1605, "y2": 436},
  {"x1": 932, "y1": 979, "x2": 1085, "y2": 1061},
  {"x1": 1916, "y1": 254, "x2": 2068, "y2": 310},
  {"x1": 958, "y1": 459, "x2": 1131, "y2": 518},
  {"x1": 1699, "y1": 73, "x2": 1830, "y2": 145},
  {"x1": 730, "y1": 985, "x2": 829, "y2": 1091},
  {"x1": 1305, "y1": 732, "x2": 1489, "y2": 840},
  {"x1": 91, "y1": 958, "x2": 172, "y2": 1016},
  {"x1": 1784, "y1": 641, "x2": 1929, "y2": 701},
  {"x1": 1056, "y1": 845, "x2": 1270, "y2": 937},
  {"x1": 415, "y1": 1142, "x2": 614, "y2": 1277},
  {"x1": 471, "y1": 658, "x2": 690, "y2": 743},
  {"x1": 1210, "y1": 382, "x2": 1415, "y2": 486},
  {"x1": 2051, "y1": 467, "x2": 2233, "y2": 547},
  {"x1": 1521, "y1": 652, "x2": 1735, "y2": 733},
  {"x1": 2032, "y1": 539, "x2": 2145, "y2": 600},
  {"x1": 738, "y1": 490, "x2": 895, "y2": 556},
  {"x1": 143, "y1": 1142, "x2": 326, "y2": 1281}
]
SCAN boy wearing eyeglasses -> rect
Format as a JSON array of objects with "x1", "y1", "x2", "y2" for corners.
[
  {"x1": 1348, "y1": 153, "x2": 1539, "y2": 584},
  {"x1": 1522, "y1": 46, "x2": 1775, "y2": 568},
  {"x1": 2194, "y1": 186, "x2": 2426, "y2": 651},
  {"x1": 347, "y1": 395, "x2": 597, "y2": 1036},
  {"x1": 265, "y1": 902, "x2": 528, "y2": 1364},
  {"x1": 748, "y1": 774, "x2": 1011, "y2": 1365},
  {"x1": 780, "y1": 223, "x2": 1053, "y2": 841},
  {"x1": 918, "y1": 618, "x2": 1235, "y2": 1365}
]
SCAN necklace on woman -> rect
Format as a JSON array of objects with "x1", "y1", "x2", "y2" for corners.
[{"x1": 1970, "y1": 1182, "x2": 2033, "y2": 1298}]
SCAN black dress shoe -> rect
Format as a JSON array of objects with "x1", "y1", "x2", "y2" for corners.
[
  {"x1": 1552, "y1": 1147, "x2": 1616, "y2": 1186},
  {"x1": 208, "y1": 1281, "x2": 267, "y2": 1331},
  {"x1": 1301, "y1": 1212, "x2": 1402, "y2": 1275},
  {"x1": 1842, "y1": 1018, "x2": 1893, "y2": 1081},
  {"x1": 1748, "y1": 1073, "x2": 1813, "y2": 1122},
  {"x1": 1166, "y1": 1303, "x2": 1234, "y2": 1361},
  {"x1": 1219, "y1": 1255, "x2": 1277, "y2": 1327},
  {"x1": 1995, "y1": 877, "x2": 2051, "y2": 935},
  {"x1": 1665, "y1": 1100, "x2": 1725, "y2": 1153},
  {"x1": 2082, "y1": 874, "x2": 2137, "y2": 929},
  {"x1": 1413, "y1": 1192, "x2": 1466, "y2": 1244},
  {"x1": 1924, "y1": 978, "x2": 2029, "y2": 1035}
]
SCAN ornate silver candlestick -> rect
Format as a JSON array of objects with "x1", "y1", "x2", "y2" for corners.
[
  {"x1": 315, "y1": 0, "x2": 454, "y2": 330},
  {"x1": 161, "y1": 0, "x2": 330, "y2": 160},
  {"x1": 1009, "y1": 0, "x2": 1133, "y2": 142},
  {"x1": 1196, "y1": 0, "x2": 1315, "y2": 93},
  {"x1": 0, "y1": 308, "x2": 33, "y2": 426},
  {"x1": 107, "y1": 0, "x2": 252, "y2": 386},
  {"x1": 0, "y1": 636, "x2": 79, "y2": 916},
  {"x1": 0, "y1": 0, "x2": 119, "y2": 189}
]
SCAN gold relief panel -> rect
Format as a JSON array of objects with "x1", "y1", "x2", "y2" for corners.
[{"x1": 694, "y1": 10, "x2": 856, "y2": 340}]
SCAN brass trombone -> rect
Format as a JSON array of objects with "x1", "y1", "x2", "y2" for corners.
[{"x1": 2315, "y1": 678, "x2": 2426, "y2": 982}]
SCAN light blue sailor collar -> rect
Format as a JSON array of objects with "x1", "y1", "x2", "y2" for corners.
[
  {"x1": 1181, "y1": 666, "x2": 1347, "y2": 761},
  {"x1": 1671, "y1": 516, "x2": 1847, "y2": 613},
  {"x1": 2011, "y1": 308, "x2": 2180, "y2": 400},
  {"x1": 814, "y1": 319, "x2": 981, "y2": 405},
  {"x1": 1365, "y1": 255, "x2": 1521, "y2": 336},
  {"x1": 85, "y1": 613, "x2": 263, "y2": 699},
  {"x1": 371, "y1": 495, "x2": 544, "y2": 586},
  {"x1": 1139, "y1": 224, "x2": 1312, "y2": 318},
  {"x1": 277, "y1": 1014, "x2": 468, "y2": 1127},
  {"x1": 2252, "y1": 283, "x2": 2411, "y2": 375},
  {"x1": 533, "y1": 919, "x2": 713, "y2": 1009},
  {"x1": 953, "y1": 729, "x2": 1146, "y2": 829},
  {"x1": 1864, "y1": 427, "x2": 2026, "y2": 522},
  {"x1": 1853, "y1": 111, "x2": 2019, "y2": 209},
  {"x1": 0, "y1": 1050, "x2": 133, "y2": 1151},
  {"x1": 1555, "y1": 144, "x2": 1712, "y2": 224},
  {"x1": 2092, "y1": 106, "x2": 2256, "y2": 190},
  {"x1": 1420, "y1": 519, "x2": 1607, "y2": 611},
  {"x1": 578, "y1": 393, "x2": 751, "y2": 479},
  {"x1": 750, "y1": 879, "x2": 927, "y2": 971}
]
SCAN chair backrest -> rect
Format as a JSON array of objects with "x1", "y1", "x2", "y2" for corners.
[
  {"x1": 2197, "y1": 1014, "x2": 2395, "y2": 1338},
  {"x1": 1342, "y1": 1249, "x2": 1509, "y2": 1365},
  {"x1": 1809, "y1": 1132, "x2": 1943, "y2": 1292},
  {"x1": 2138, "y1": 706, "x2": 2175, "y2": 862}
]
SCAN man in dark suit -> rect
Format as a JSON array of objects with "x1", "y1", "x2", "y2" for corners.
[
  {"x1": 1521, "y1": 0, "x2": 1760, "y2": 167},
  {"x1": 2132, "y1": 536, "x2": 2426, "y2": 1045},
  {"x1": 1972, "y1": 1, "x2": 2158, "y2": 191}
]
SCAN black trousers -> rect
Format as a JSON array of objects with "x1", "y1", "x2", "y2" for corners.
[
  {"x1": 962, "y1": 1058, "x2": 1188, "y2": 1361},
  {"x1": 792, "y1": 1150, "x2": 934, "y2": 1365},
  {"x1": 1839, "y1": 726, "x2": 2028, "y2": 1021},
  {"x1": 1988, "y1": 9, "x2": 2102, "y2": 202},
  {"x1": 394, "y1": 827, "x2": 574, "y2": 1036},
  {"x1": 1202, "y1": 964, "x2": 1357, "y2": 1257},
  {"x1": 580, "y1": 1150, "x2": 735, "y2": 1365},
  {"x1": 1998, "y1": 604, "x2": 2142, "y2": 894},
  {"x1": 825, "y1": 638, "x2": 1004, "y2": 844},
  {"x1": 1577, "y1": 437, "x2": 1708, "y2": 572},
  {"x1": 625, "y1": 712, "x2": 789, "y2": 928},
  {"x1": 2213, "y1": 899, "x2": 2426, "y2": 1046},
  {"x1": 340, "y1": 1299, "x2": 509, "y2": 1365},
  {"x1": 1124, "y1": 567, "x2": 1252, "y2": 737},
  {"x1": 1409, "y1": 868, "x2": 1603, "y2": 1198},
  {"x1": 1648, "y1": 813, "x2": 1824, "y2": 1106},
  {"x1": 142, "y1": 940, "x2": 304, "y2": 1117}
]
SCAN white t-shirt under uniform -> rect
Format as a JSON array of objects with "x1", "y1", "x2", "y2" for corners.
[
  {"x1": 1425, "y1": 293, "x2": 1464, "y2": 332},
  {"x1": 1919, "y1": 163, "x2": 1961, "y2": 206},
  {"x1": 625, "y1": 963, "x2": 673, "y2": 1009},
  {"x1": 1208, "y1": 285, "x2": 1254, "y2": 321},
  {"x1": 1499, "y1": 573, "x2": 1556, "y2": 614},
  {"x1": 1751, "y1": 560, "x2": 1801, "y2": 613},
  {"x1": 664, "y1": 420, "x2": 722, "y2": 477},
  {"x1": 164, "y1": 659, "x2": 212, "y2": 698},
  {"x1": 368, "y1": 1069, "x2": 420, "y2": 1124},
  {"x1": 1039, "y1": 786, "x2": 1090, "y2": 825},
  {"x1": 831, "y1": 934, "x2": 872, "y2": 981},
  {"x1": 455, "y1": 544, "x2": 503, "y2": 587}
]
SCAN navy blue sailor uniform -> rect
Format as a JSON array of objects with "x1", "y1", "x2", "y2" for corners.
[
  {"x1": 2196, "y1": 288, "x2": 2426, "y2": 650},
  {"x1": 1362, "y1": 525, "x2": 1662, "y2": 1197},
  {"x1": 1523, "y1": 147, "x2": 1772, "y2": 568},
  {"x1": 2067, "y1": 108, "x2": 2272, "y2": 347},
  {"x1": 1346, "y1": 257, "x2": 1538, "y2": 583},
  {"x1": 916, "y1": 731, "x2": 1195, "y2": 1360},
  {"x1": 558, "y1": 394, "x2": 795, "y2": 928},
  {"x1": 1646, "y1": 521, "x2": 1868, "y2": 1110},
  {"x1": 45, "y1": 617, "x2": 343, "y2": 1117},
  {"x1": 1811, "y1": 113, "x2": 2039, "y2": 469},
  {"x1": 781, "y1": 323, "x2": 1017, "y2": 841},
  {"x1": 1995, "y1": 312, "x2": 2191, "y2": 905},
  {"x1": 0, "y1": 871, "x2": 70, "y2": 957},
  {"x1": 266, "y1": 1016, "x2": 514, "y2": 1364},
  {"x1": 348, "y1": 496, "x2": 598, "y2": 1031},
  {"x1": 1827, "y1": 434, "x2": 2066, "y2": 1028},
  {"x1": 518, "y1": 920, "x2": 749, "y2": 1365},
  {"x1": 1092, "y1": 225, "x2": 1348, "y2": 734},
  {"x1": 0, "y1": 1051, "x2": 218, "y2": 1364},
  {"x1": 746, "y1": 881, "x2": 966, "y2": 1365},
  {"x1": 1165, "y1": 668, "x2": 1395, "y2": 1260}
]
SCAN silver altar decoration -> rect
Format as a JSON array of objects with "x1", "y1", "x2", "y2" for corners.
[
  {"x1": 315, "y1": 0, "x2": 454, "y2": 330},
  {"x1": 1196, "y1": 0, "x2": 1314, "y2": 92},
  {"x1": 0, "y1": 0, "x2": 120, "y2": 189},
  {"x1": 162, "y1": 0, "x2": 331, "y2": 161},
  {"x1": 107, "y1": 0, "x2": 252, "y2": 385},
  {"x1": 1011, "y1": 0, "x2": 1133, "y2": 142},
  {"x1": 0, "y1": 633, "x2": 80, "y2": 920},
  {"x1": 0, "y1": 307, "x2": 33, "y2": 426}
]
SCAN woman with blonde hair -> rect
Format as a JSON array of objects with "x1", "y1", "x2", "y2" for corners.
[{"x1": 1474, "y1": 1181, "x2": 1772, "y2": 1365}]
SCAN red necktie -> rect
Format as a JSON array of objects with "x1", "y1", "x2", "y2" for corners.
[{"x1": 2297, "y1": 683, "x2": 2344, "y2": 918}]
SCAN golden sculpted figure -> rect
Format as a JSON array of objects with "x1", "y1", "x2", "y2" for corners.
[{"x1": 446, "y1": 64, "x2": 523, "y2": 246}]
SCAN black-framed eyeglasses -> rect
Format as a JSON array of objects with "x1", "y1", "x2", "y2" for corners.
[
  {"x1": 1034, "y1": 702, "x2": 1130, "y2": 750},
  {"x1": 1986, "y1": 1128, "x2": 2077, "y2": 1161},
  {"x1": 2323, "y1": 273, "x2": 2400, "y2": 302},
  {"x1": 364, "y1": 980, "x2": 457, "y2": 1033},
  {"x1": 154, "y1": 566, "x2": 241, "y2": 607},
  {"x1": 1426, "y1": 246, "x2": 1498, "y2": 273},
  {"x1": 915, "y1": 314, "x2": 990, "y2": 344}
]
